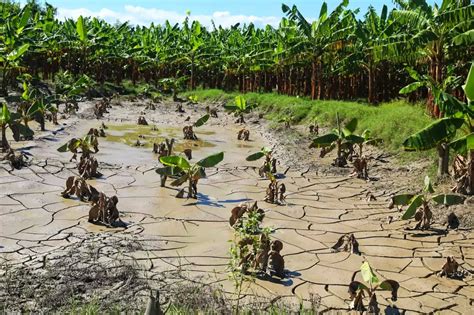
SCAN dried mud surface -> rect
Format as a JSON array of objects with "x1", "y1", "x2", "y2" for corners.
[{"x1": 0, "y1": 98, "x2": 473, "y2": 313}]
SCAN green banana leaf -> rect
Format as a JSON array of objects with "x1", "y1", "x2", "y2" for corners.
[
  {"x1": 431, "y1": 194, "x2": 465, "y2": 206},
  {"x1": 160, "y1": 156, "x2": 191, "y2": 170},
  {"x1": 193, "y1": 114, "x2": 210, "y2": 128},
  {"x1": 360, "y1": 261, "x2": 379, "y2": 285},
  {"x1": 401, "y1": 195, "x2": 423, "y2": 220},
  {"x1": 403, "y1": 117, "x2": 465, "y2": 151},
  {"x1": 197, "y1": 151, "x2": 224, "y2": 168},
  {"x1": 310, "y1": 133, "x2": 339, "y2": 148}
]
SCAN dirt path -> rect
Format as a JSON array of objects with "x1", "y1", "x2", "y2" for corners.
[{"x1": 0, "y1": 99, "x2": 473, "y2": 313}]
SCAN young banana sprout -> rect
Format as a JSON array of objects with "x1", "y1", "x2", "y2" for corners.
[
  {"x1": 389, "y1": 176, "x2": 465, "y2": 230},
  {"x1": 349, "y1": 262, "x2": 399, "y2": 313},
  {"x1": 224, "y1": 95, "x2": 256, "y2": 124},
  {"x1": 310, "y1": 113, "x2": 359, "y2": 167},
  {"x1": 246, "y1": 147, "x2": 277, "y2": 177},
  {"x1": 156, "y1": 151, "x2": 224, "y2": 199},
  {"x1": 183, "y1": 114, "x2": 209, "y2": 140}
]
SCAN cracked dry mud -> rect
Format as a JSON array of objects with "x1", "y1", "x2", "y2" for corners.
[{"x1": 1, "y1": 100, "x2": 473, "y2": 313}]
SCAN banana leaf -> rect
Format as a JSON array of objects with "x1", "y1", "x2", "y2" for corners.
[
  {"x1": 403, "y1": 117, "x2": 465, "y2": 151},
  {"x1": 193, "y1": 114, "x2": 210, "y2": 128},
  {"x1": 160, "y1": 156, "x2": 191, "y2": 170},
  {"x1": 197, "y1": 151, "x2": 224, "y2": 167},
  {"x1": 431, "y1": 194, "x2": 465, "y2": 206},
  {"x1": 401, "y1": 195, "x2": 423, "y2": 220}
]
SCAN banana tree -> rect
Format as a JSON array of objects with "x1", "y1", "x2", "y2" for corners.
[
  {"x1": 404, "y1": 117, "x2": 466, "y2": 176},
  {"x1": 55, "y1": 72, "x2": 93, "y2": 112},
  {"x1": 246, "y1": 147, "x2": 277, "y2": 177},
  {"x1": 18, "y1": 80, "x2": 40, "y2": 132},
  {"x1": 156, "y1": 152, "x2": 224, "y2": 199},
  {"x1": 0, "y1": 5, "x2": 31, "y2": 96},
  {"x1": 349, "y1": 261, "x2": 399, "y2": 313},
  {"x1": 0, "y1": 103, "x2": 33, "y2": 151},
  {"x1": 389, "y1": 176, "x2": 465, "y2": 229},
  {"x1": 224, "y1": 95, "x2": 256, "y2": 123},
  {"x1": 386, "y1": 0, "x2": 474, "y2": 116},
  {"x1": 309, "y1": 113, "x2": 364, "y2": 166}
]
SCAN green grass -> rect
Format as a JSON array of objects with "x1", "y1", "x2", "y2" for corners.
[{"x1": 183, "y1": 89, "x2": 433, "y2": 156}]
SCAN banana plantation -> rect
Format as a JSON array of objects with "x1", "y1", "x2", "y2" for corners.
[{"x1": 0, "y1": 0, "x2": 473, "y2": 314}]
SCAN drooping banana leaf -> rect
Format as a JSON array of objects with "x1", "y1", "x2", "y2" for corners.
[
  {"x1": 360, "y1": 261, "x2": 379, "y2": 285},
  {"x1": 391, "y1": 194, "x2": 415, "y2": 206},
  {"x1": 160, "y1": 155, "x2": 191, "y2": 170},
  {"x1": 246, "y1": 151, "x2": 266, "y2": 161},
  {"x1": 193, "y1": 114, "x2": 210, "y2": 128},
  {"x1": 431, "y1": 194, "x2": 465, "y2": 206},
  {"x1": 170, "y1": 173, "x2": 189, "y2": 187},
  {"x1": 449, "y1": 133, "x2": 474, "y2": 155},
  {"x1": 197, "y1": 151, "x2": 224, "y2": 167},
  {"x1": 378, "y1": 280, "x2": 399, "y2": 301},
  {"x1": 463, "y1": 63, "x2": 474, "y2": 103},
  {"x1": 401, "y1": 195, "x2": 423, "y2": 220},
  {"x1": 310, "y1": 133, "x2": 339, "y2": 148},
  {"x1": 403, "y1": 117, "x2": 465, "y2": 151}
]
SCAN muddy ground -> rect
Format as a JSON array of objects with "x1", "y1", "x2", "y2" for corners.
[{"x1": 0, "y1": 97, "x2": 473, "y2": 313}]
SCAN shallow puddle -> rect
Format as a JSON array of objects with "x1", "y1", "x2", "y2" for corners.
[{"x1": 105, "y1": 124, "x2": 216, "y2": 152}]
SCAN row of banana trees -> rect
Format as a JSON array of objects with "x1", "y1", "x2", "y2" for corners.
[{"x1": 0, "y1": 0, "x2": 472, "y2": 106}]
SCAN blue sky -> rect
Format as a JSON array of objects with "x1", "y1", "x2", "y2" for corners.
[{"x1": 24, "y1": 0, "x2": 438, "y2": 27}]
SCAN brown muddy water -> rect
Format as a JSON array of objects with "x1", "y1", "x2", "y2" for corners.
[{"x1": 0, "y1": 103, "x2": 473, "y2": 313}]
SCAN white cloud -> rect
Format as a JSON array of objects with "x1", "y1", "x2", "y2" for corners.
[{"x1": 56, "y1": 5, "x2": 280, "y2": 28}]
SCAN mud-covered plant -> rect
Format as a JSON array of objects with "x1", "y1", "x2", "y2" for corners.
[
  {"x1": 224, "y1": 95, "x2": 256, "y2": 124},
  {"x1": 157, "y1": 151, "x2": 224, "y2": 199},
  {"x1": 246, "y1": 147, "x2": 277, "y2": 177},
  {"x1": 88, "y1": 192, "x2": 123, "y2": 227},
  {"x1": 58, "y1": 134, "x2": 101, "y2": 179},
  {"x1": 62, "y1": 175, "x2": 99, "y2": 202},
  {"x1": 349, "y1": 262, "x2": 399, "y2": 313},
  {"x1": 183, "y1": 114, "x2": 209, "y2": 140},
  {"x1": 310, "y1": 113, "x2": 364, "y2": 167},
  {"x1": 331, "y1": 234, "x2": 360, "y2": 255},
  {"x1": 229, "y1": 203, "x2": 272, "y2": 277},
  {"x1": 1, "y1": 148, "x2": 28, "y2": 169},
  {"x1": 1, "y1": 103, "x2": 33, "y2": 151},
  {"x1": 264, "y1": 174, "x2": 286, "y2": 205},
  {"x1": 389, "y1": 176, "x2": 465, "y2": 230}
]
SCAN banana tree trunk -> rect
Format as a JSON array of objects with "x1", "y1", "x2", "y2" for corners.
[
  {"x1": 1, "y1": 64, "x2": 9, "y2": 97},
  {"x1": 469, "y1": 150, "x2": 474, "y2": 194},
  {"x1": 1, "y1": 125, "x2": 9, "y2": 152},
  {"x1": 368, "y1": 62, "x2": 374, "y2": 104},
  {"x1": 190, "y1": 54, "x2": 195, "y2": 90},
  {"x1": 437, "y1": 143, "x2": 450, "y2": 177},
  {"x1": 311, "y1": 59, "x2": 317, "y2": 100}
]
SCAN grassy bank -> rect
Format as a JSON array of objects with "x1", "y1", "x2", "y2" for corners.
[{"x1": 183, "y1": 89, "x2": 433, "y2": 160}]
